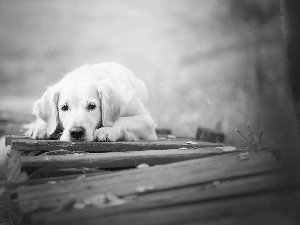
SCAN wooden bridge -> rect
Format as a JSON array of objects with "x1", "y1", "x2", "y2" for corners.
[{"x1": 0, "y1": 111, "x2": 299, "y2": 225}]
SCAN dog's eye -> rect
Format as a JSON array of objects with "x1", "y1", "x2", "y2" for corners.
[
  {"x1": 61, "y1": 104, "x2": 69, "y2": 111},
  {"x1": 87, "y1": 103, "x2": 96, "y2": 111}
]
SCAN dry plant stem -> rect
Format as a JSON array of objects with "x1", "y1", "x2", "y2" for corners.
[
  {"x1": 235, "y1": 129, "x2": 257, "y2": 148},
  {"x1": 247, "y1": 122, "x2": 257, "y2": 147},
  {"x1": 258, "y1": 130, "x2": 263, "y2": 147}
]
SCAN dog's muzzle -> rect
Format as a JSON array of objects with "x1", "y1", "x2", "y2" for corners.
[{"x1": 70, "y1": 126, "x2": 85, "y2": 141}]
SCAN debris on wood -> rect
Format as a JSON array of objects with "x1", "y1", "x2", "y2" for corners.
[
  {"x1": 136, "y1": 163, "x2": 150, "y2": 169},
  {"x1": 73, "y1": 153, "x2": 85, "y2": 157},
  {"x1": 76, "y1": 175, "x2": 86, "y2": 180},
  {"x1": 216, "y1": 146, "x2": 237, "y2": 152},
  {"x1": 82, "y1": 167, "x2": 99, "y2": 172},
  {"x1": 40, "y1": 150, "x2": 85, "y2": 156},
  {"x1": 238, "y1": 152, "x2": 250, "y2": 160},
  {"x1": 136, "y1": 186, "x2": 156, "y2": 193},
  {"x1": 186, "y1": 141, "x2": 198, "y2": 145},
  {"x1": 212, "y1": 180, "x2": 221, "y2": 186},
  {"x1": 73, "y1": 193, "x2": 127, "y2": 210},
  {"x1": 47, "y1": 181, "x2": 58, "y2": 185}
]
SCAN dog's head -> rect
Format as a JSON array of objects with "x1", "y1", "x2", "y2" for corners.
[{"x1": 33, "y1": 80, "x2": 123, "y2": 142}]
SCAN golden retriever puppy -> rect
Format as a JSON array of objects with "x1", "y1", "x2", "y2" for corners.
[{"x1": 26, "y1": 62, "x2": 157, "y2": 142}]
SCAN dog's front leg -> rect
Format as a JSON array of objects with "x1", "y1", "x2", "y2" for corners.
[
  {"x1": 25, "y1": 119, "x2": 48, "y2": 140},
  {"x1": 93, "y1": 126, "x2": 124, "y2": 142},
  {"x1": 93, "y1": 125, "x2": 140, "y2": 142},
  {"x1": 93, "y1": 113, "x2": 157, "y2": 142}
]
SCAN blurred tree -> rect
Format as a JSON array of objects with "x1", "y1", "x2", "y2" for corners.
[
  {"x1": 281, "y1": 0, "x2": 300, "y2": 135},
  {"x1": 230, "y1": 0, "x2": 279, "y2": 25},
  {"x1": 229, "y1": 0, "x2": 280, "y2": 95}
]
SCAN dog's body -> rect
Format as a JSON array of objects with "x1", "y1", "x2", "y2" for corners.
[{"x1": 26, "y1": 62, "x2": 157, "y2": 142}]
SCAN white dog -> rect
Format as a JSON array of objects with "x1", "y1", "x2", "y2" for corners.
[{"x1": 26, "y1": 63, "x2": 157, "y2": 142}]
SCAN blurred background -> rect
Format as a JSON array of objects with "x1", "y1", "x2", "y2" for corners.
[{"x1": 0, "y1": 0, "x2": 298, "y2": 147}]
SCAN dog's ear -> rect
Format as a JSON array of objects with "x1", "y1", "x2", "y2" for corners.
[
  {"x1": 97, "y1": 83, "x2": 122, "y2": 127},
  {"x1": 33, "y1": 86, "x2": 60, "y2": 135}
]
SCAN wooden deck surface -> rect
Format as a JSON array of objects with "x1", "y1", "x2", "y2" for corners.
[{"x1": 1, "y1": 117, "x2": 299, "y2": 225}]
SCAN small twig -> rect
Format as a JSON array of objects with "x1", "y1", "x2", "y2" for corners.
[
  {"x1": 235, "y1": 129, "x2": 257, "y2": 148},
  {"x1": 247, "y1": 122, "x2": 257, "y2": 147},
  {"x1": 258, "y1": 130, "x2": 264, "y2": 147}
]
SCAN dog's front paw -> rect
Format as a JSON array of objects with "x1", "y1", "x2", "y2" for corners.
[
  {"x1": 93, "y1": 127, "x2": 121, "y2": 142},
  {"x1": 25, "y1": 120, "x2": 48, "y2": 140}
]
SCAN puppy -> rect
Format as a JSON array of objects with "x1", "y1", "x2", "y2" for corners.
[{"x1": 26, "y1": 62, "x2": 157, "y2": 142}]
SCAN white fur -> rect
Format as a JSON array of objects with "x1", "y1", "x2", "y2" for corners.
[{"x1": 26, "y1": 62, "x2": 157, "y2": 142}]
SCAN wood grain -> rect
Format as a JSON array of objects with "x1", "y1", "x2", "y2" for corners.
[
  {"x1": 10, "y1": 138, "x2": 223, "y2": 152},
  {"x1": 17, "y1": 150, "x2": 281, "y2": 214},
  {"x1": 20, "y1": 147, "x2": 234, "y2": 169},
  {"x1": 30, "y1": 170, "x2": 299, "y2": 225},
  {"x1": 5, "y1": 134, "x2": 30, "y2": 146},
  {"x1": 36, "y1": 191, "x2": 297, "y2": 225}
]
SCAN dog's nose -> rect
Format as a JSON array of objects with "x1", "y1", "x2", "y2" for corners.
[{"x1": 70, "y1": 127, "x2": 85, "y2": 140}]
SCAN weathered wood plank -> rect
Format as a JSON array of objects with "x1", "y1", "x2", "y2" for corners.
[
  {"x1": 63, "y1": 208, "x2": 295, "y2": 225},
  {"x1": 7, "y1": 170, "x2": 114, "y2": 197},
  {"x1": 5, "y1": 134, "x2": 30, "y2": 146},
  {"x1": 30, "y1": 170, "x2": 299, "y2": 225},
  {"x1": 5, "y1": 131, "x2": 178, "y2": 146},
  {"x1": 9, "y1": 138, "x2": 223, "y2": 152},
  {"x1": 17, "y1": 150, "x2": 281, "y2": 214},
  {"x1": 196, "y1": 126, "x2": 225, "y2": 143},
  {"x1": 28, "y1": 168, "x2": 111, "y2": 180},
  {"x1": 38, "y1": 192, "x2": 298, "y2": 225},
  {"x1": 155, "y1": 128, "x2": 172, "y2": 135},
  {"x1": 20, "y1": 147, "x2": 235, "y2": 169}
]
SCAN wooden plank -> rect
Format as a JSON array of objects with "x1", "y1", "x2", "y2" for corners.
[
  {"x1": 155, "y1": 128, "x2": 172, "y2": 135},
  {"x1": 7, "y1": 170, "x2": 114, "y2": 197},
  {"x1": 20, "y1": 147, "x2": 236, "y2": 169},
  {"x1": 36, "y1": 192, "x2": 298, "y2": 225},
  {"x1": 196, "y1": 126, "x2": 225, "y2": 143},
  {"x1": 5, "y1": 134, "x2": 30, "y2": 146},
  {"x1": 5, "y1": 133, "x2": 179, "y2": 146},
  {"x1": 28, "y1": 168, "x2": 111, "y2": 180},
  {"x1": 17, "y1": 150, "x2": 281, "y2": 214},
  {"x1": 30, "y1": 170, "x2": 300, "y2": 225},
  {"x1": 9, "y1": 138, "x2": 223, "y2": 152}
]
